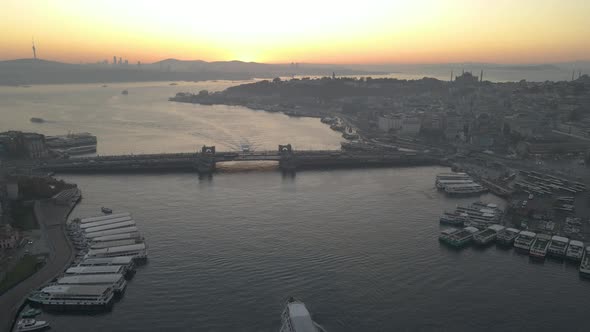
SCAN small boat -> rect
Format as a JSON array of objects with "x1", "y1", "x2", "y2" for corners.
[
  {"x1": 279, "y1": 297, "x2": 327, "y2": 332},
  {"x1": 101, "y1": 207, "x2": 113, "y2": 214},
  {"x1": 21, "y1": 308, "x2": 42, "y2": 318},
  {"x1": 514, "y1": 230, "x2": 537, "y2": 251},
  {"x1": 579, "y1": 246, "x2": 590, "y2": 278},
  {"x1": 16, "y1": 319, "x2": 49, "y2": 331},
  {"x1": 473, "y1": 224, "x2": 505, "y2": 246},
  {"x1": 30, "y1": 117, "x2": 45, "y2": 123},
  {"x1": 121, "y1": 90, "x2": 128, "y2": 95},
  {"x1": 529, "y1": 234, "x2": 552, "y2": 260},
  {"x1": 566, "y1": 240, "x2": 585, "y2": 261}
]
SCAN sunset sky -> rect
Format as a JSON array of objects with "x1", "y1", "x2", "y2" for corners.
[{"x1": 2, "y1": 0, "x2": 589, "y2": 64}]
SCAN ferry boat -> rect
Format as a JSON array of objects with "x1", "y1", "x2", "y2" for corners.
[
  {"x1": 496, "y1": 228, "x2": 520, "y2": 246},
  {"x1": 439, "y1": 212, "x2": 469, "y2": 226},
  {"x1": 440, "y1": 226, "x2": 479, "y2": 248},
  {"x1": 279, "y1": 297, "x2": 327, "y2": 332},
  {"x1": 78, "y1": 216, "x2": 133, "y2": 229},
  {"x1": 86, "y1": 242, "x2": 148, "y2": 261},
  {"x1": 444, "y1": 183, "x2": 487, "y2": 196},
  {"x1": 83, "y1": 220, "x2": 136, "y2": 234},
  {"x1": 56, "y1": 274, "x2": 127, "y2": 293},
  {"x1": 529, "y1": 234, "x2": 552, "y2": 260},
  {"x1": 66, "y1": 265, "x2": 134, "y2": 280},
  {"x1": 514, "y1": 231, "x2": 537, "y2": 251},
  {"x1": 21, "y1": 308, "x2": 42, "y2": 318},
  {"x1": 436, "y1": 179, "x2": 474, "y2": 190},
  {"x1": 473, "y1": 224, "x2": 505, "y2": 246},
  {"x1": 45, "y1": 132, "x2": 97, "y2": 149},
  {"x1": 78, "y1": 212, "x2": 131, "y2": 224},
  {"x1": 62, "y1": 145, "x2": 96, "y2": 156},
  {"x1": 78, "y1": 256, "x2": 135, "y2": 268},
  {"x1": 28, "y1": 284, "x2": 115, "y2": 311},
  {"x1": 90, "y1": 239, "x2": 142, "y2": 249},
  {"x1": 580, "y1": 247, "x2": 590, "y2": 278},
  {"x1": 15, "y1": 319, "x2": 49, "y2": 331},
  {"x1": 547, "y1": 236, "x2": 570, "y2": 258},
  {"x1": 85, "y1": 226, "x2": 140, "y2": 239},
  {"x1": 29, "y1": 117, "x2": 45, "y2": 124},
  {"x1": 565, "y1": 240, "x2": 585, "y2": 261},
  {"x1": 90, "y1": 232, "x2": 142, "y2": 243},
  {"x1": 435, "y1": 173, "x2": 472, "y2": 189}
]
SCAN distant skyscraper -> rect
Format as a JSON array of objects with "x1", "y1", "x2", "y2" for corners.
[
  {"x1": 124, "y1": 59, "x2": 128, "y2": 65},
  {"x1": 113, "y1": 56, "x2": 117, "y2": 65},
  {"x1": 32, "y1": 38, "x2": 37, "y2": 60},
  {"x1": 118, "y1": 57, "x2": 122, "y2": 65}
]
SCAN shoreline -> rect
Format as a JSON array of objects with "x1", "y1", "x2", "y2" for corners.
[{"x1": 1, "y1": 194, "x2": 80, "y2": 332}]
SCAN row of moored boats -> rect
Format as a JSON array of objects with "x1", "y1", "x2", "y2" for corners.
[
  {"x1": 440, "y1": 224, "x2": 590, "y2": 277},
  {"x1": 26, "y1": 210, "x2": 148, "y2": 312}
]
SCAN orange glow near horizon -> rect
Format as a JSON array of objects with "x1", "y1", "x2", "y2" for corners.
[{"x1": 1, "y1": 0, "x2": 589, "y2": 64}]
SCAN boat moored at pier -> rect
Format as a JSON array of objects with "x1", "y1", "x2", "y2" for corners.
[
  {"x1": 28, "y1": 285, "x2": 115, "y2": 311},
  {"x1": 547, "y1": 236, "x2": 570, "y2": 258},
  {"x1": 439, "y1": 226, "x2": 479, "y2": 248},
  {"x1": 566, "y1": 241, "x2": 585, "y2": 261},
  {"x1": 85, "y1": 226, "x2": 139, "y2": 239},
  {"x1": 86, "y1": 242, "x2": 148, "y2": 261},
  {"x1": 529, "y1": 234, "x2": 552, "y2": 260},
  {"x1": 579, "y1": 247, "x2": 590, "y2": 278},
  {"x1": 514, "y1": 231, "x2": 537, "y2": 251},
  {"x1": 55, "y1": 274, "x2": 127, "y2": 293},
  {"x1": 473, "y1": 224, "x2": 505, "y2": 246},
  {"x1": 496, "y1": 228, "x2": 520, "y2": 246},
  {"x1": 78, "y1": 212, "x2": 132, "y2": 224}
]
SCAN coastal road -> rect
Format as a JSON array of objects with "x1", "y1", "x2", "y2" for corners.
[{"x1": 0, "y1": 199, "x2": 76, "y2": 332}]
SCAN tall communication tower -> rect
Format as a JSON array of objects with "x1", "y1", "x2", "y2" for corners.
[{"x1": 32, "y1": 37, "x2": 37, "y2": 60}]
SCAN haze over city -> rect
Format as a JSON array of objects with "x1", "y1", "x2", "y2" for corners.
[{"x1": 2, "y1": 0, "x2": 590, "y2": 64}]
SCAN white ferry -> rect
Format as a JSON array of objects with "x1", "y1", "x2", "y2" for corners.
[
  {"x1": 86, "y1": 243, "x2": 148, "y2": 261},
  {"x1": 90, "y1": 232, "x2": 142, "y2": 243},
  {"x1": 473, "y1": 224, "x2": 505, "y2": 246},
  {"x1": 85, "y1": 226, "x2": 139, "y2": 239},
  {"x1": 83, "y1": 220, "x2": 136, "y2": 234},
  {"x1": 440, "y1": 226, "x2": 479, "y2": 248},
  {"x1": 78, "y1": 256, "x2": 135, "y2": 267},
  {"x1": 78, "y1": 212, "x2": 132, "y2": 224},
  {"x1": 439, "y1": 212, "x2": 469, "y2": 226},
  {"x1": 28, "y1": 285, "x2": 115, "y2": 311},
  {"x1": 514, "y1": 231, "x2": 537, "y2": 251},
  {"x1": 436, "y1": 179, "x2": 474, "y2": 190},
  {"x1": 496, "y1": 228, "x2": 520, "y2": 246},
  {"x1": 15, "y1": 318, "x2": 49, "y2": 331},
  {"x1": 90, "y1": 239, "x2": 142, "y2": 249},
  {"x1": 435, "y1": 173, "x2": 472, "y2": 189},
  {"x1": 565, "y1": 240, "x2": 585, "y2": 261},
  {"x1": 547, "y1": 236, "x2": 570, "y2": 258},
  {"x1": 444, "y1": 183, "x2": 487, "y2": 196},
  {"x1": 279, "y1": 297, "x2": 327, "y2": 332},
  {"x1": 529, "y1": 234, "x2": 552, "y2": 259},
  {"x1": 78, "y1": 216, "x2": 133, "y2": 229},
  {"x1": 56, "y1": 274, "x2": 127, "y2": 293},
  {"x1": 579, "y1": 246, "x2": 590, "y2": 278}
]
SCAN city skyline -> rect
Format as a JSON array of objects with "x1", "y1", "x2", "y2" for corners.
[{"x1": 2, "y1": 0, "x2": 590, "y2": 64}]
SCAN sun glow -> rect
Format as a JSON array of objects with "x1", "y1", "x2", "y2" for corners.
[{"x1": 1, "y1": 0, "x2": 589, "y2": 64}]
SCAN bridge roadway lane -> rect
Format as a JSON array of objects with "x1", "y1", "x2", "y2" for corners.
[{"x1": 0, "y1": 200, "x2": 77, "y2": 332}]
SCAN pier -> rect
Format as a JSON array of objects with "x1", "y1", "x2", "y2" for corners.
[{"x1": 36, "y1": 145, "x2": 440, "y2": 174}]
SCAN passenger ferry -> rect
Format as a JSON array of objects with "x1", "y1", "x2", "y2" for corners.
[
  {"x1": 547, "y1": 236, "x2": 570, "y2": 258},
  {"x1": 78, "y1": 256, "x2": 135, "y2": 268},
  {"x1": 435, "y1": 173, "x2": 472, "y2": 189},
  {"x1": 514, "y1": 231, "x2": 537, "y2": 251},
  {"x1": 83, "y1": 220, "x2": 136, "y2": 234},
  {"x1": 439, "y1": 226, "x2": 479, "y2": 248},
  {"x1": 90, "y1": 239, "x2": 142, "y2": 249},
  {"x1": 78, "y1": 212, "x2": 132, "y2": 224},
  {"x1": 78, "y1": 216, "x2": 133, "y2": 229},
  {"x1": 529, "y1": 234, "x2": 552, "y2": 260},
  {"x1": 85, "y1": 226, "x2": 140, "y2": 239},
  {"x1": 565, "y1": 240, "x2": 585, "y2": 261},
  {"x1": 496, "y1": 228, "x2": 520, "y2": 246},
  {"x1": 90, "y1": 232, "x2": 142, "y2": 243},
  {"x1": 65, "y1": 265, "x2": 134, "y2": 280},
  {"x1": 28, "y1": 285, "x2": 115, "y2": 311},
  {"x1": 279, "y1": 297, "x2": 327, "y2": 332},
  {"x1": 439, "y1": 212, "x2": 469, "y2": 226},
  {"x1": 86, "y1": 242, "x2": 148, "y2": 261},
  {"x1": 473, "y1": 224, "x2": 505, "y2": 246},
  {"x1": 444, "y1": 183, "x2": 487, "y2": 196},
  {"x1": 579, "y1": 246, "x2": 590, "y2": 278},
  {"x1": 56, "y1": 274, "x2": 127, "y2": 293}
]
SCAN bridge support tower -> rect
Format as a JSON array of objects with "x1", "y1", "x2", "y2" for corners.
[
  {"x1": 278, "y1": 144, "x2": 297, "y2": 172},
  {"x1": 197, "y1": 145, "x2": 216, "y2": 174}
]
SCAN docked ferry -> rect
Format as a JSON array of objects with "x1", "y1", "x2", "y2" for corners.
[
  {"x1": 444, "y1": 183, "x2": 488, "y2": 196},
  {"x1": 78, "y1": 212, "x2": 132, "y2": 224},
  {"x1": 86, "y1": 242, "x2": 148, "y2": 262},
  {"x1": 529, "y1": 234, "x2": 552, "y2": 260},
  {"x1": 439, "y1": 212, "x2": 469, "y2": 226},
  {"x1": 28, "y1": 285, "x2": 115, "y2": 311},
  {"x1": 496, "y1": 228, "x2": 520, "y2": 246},
  {"x1": 439, "y1": 226, "x2": 479, "y2": 248},
  {"x1": 565, "y1": 240, "x2": 585, "y2": 261},
  {"x1": 514, "y1": 231, "x2": 537, "y2": 251},
  {"x1": 579, "y1": 247, "x2": 590, "y2": 278},
  {"x1": 279, "y1": 297, "x2": 327, "y2": 332},
  {"x1": 15, "y1": 318, "x2": 49, "y2": 331},
  {"x1": 547, "y1": 236, "x2": 570, "y2": 258},
  {"x1": 56, "y1": 274, "x2": 127, "y2": 293},
  {"x1": 65, "y1": 265, "x2": 134, "y2": 280},
  {"x1": 473, "y1": 224, "x2": 505, "y2": 246}
]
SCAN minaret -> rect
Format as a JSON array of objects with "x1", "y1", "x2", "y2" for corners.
[
  {"x1": 572, "y1": 70, "x2": 575, "y2": 81},
  {"x1": 480, "y1": 70, "x2": 483, "y2": 82},
  {"x1": 450, "y1": 70, "x2": 454, "y2": 82},
  {"x1": 32, "y1": 38, "x2": 37, "y2": 60}
]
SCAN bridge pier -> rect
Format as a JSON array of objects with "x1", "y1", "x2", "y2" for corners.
[
  {"x1": 196, "y1": 145, "x2": 216, "y2": 174},
  {"x1": 278, "y1": 144, "x2": 297, "y2": 172}
]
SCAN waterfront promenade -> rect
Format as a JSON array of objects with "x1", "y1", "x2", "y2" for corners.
[{"x1": 0, "y1": 199, "x2": 77, "y2": 332}]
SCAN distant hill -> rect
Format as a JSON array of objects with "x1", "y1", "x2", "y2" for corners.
[{"x1": 0, "y1": 58, "x2": 381, "y2": 85}]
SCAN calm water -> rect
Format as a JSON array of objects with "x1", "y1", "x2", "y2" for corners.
[{"x1": 2, "y1": 83, "x2": 590, "y2": 331}]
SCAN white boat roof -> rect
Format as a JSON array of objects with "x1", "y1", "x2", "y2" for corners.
[
  {"x1": 487, "y1": 203, "x2": 498, "y2": 208},
  {"x1": 488, "y1": 224, "x2": 505, "y2": 231},
  {"x1": 91, "y1": 232, "x2": 141, "y2": 242},
  {"x1": 480, "y1": 208, "x2": 495, "y2": 214},
  {"x1": 84, "y1": 220, "x2": 136, "y2": 233},
  {"x1": 80, "y1": 212, "x2": 131, "y2": 223},
  {"x1": 569, "y1": 240, "x2": 584, "y2": 247},
  {"x1": 91, "y1": 239, "x2": 139, "y2": 249},
  {"x1": 85, "y1": 226, "x2": 139, "y2": 238},
  {"x1": 464, "y1": 226, "x2": 479, "y2": 233},
  {"x1": 87, "y1": 243, "x2": 146, "y2": 255},
  {"x1": 441, "y1": 229, "x2": 458, "y2": 235},
  {"x1": 506, "y1": 228, "x2": 520, "y2": 233},
  {"x1": 57, "y1": 274, "x2": 123, "y2": 284},
  {"x1": 437, "y1": 179, "x2": 473, "y2": 184},
  {"x1": 446, "y1": 183, "x2": 482, "y2": 188},
  {"x1": 66, "y1": 266, "x2": 123, "y2": 275},
  {"x1": 79, "y1": 216, "x2": 133, "y2": 229},
  {"x1": 551, "y1": 235, "x2": 569, "y2": 243},
  {"x1": 437, "y1": 172, "x2": 468, "y2": 176},
  {"x1": 79, "y1": 256, "x2": 134, "y2": 266},
  {"x1": 40, "y1": 284, "x2": 112, "y2": 296},
  {"x1": 519, "y1": 230, "x2": 537, "y2": 237},
  {"x1": 287, "y1": 302, "x2": 317, "y2": 332},
  {"x1": 536, "y1": 234, "x2": 552, "y2": 240}
]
